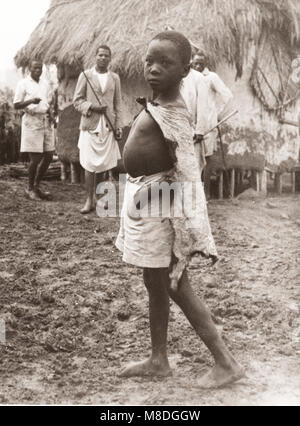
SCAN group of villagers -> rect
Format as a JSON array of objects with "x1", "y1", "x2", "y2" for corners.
[{"x1": 14, "y1": 30, "x2": 244, "y2": 388}]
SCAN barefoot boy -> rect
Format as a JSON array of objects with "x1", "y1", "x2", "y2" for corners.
[{"x1": 116, "y1": 31, "x2": 244, "y2": 388}]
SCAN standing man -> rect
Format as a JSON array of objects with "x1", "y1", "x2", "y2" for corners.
[
  {"x1": 180, "y1": 64, "x2": 210, "y2": 173},
  {"x1": 73, "y1": 45, "x2": 123, "y2": 214},
  {"x1": 14, "y1": 59, "x2": 55, "y2": 200},
  {"x1": 192, "y1": 51, "x2": 233, "y2": 198}
]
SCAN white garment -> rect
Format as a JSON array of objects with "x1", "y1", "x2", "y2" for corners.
[
  {"x1": 14, "y1": 76, "x2": 54, "y2": 152},
  {"x1": 92, "y1": 68, "x2": 108, "y2": 134},
  {"x1": 97, "y1": 72, "x2": 108, "y2": 92},
  {"x1": 202, "y1": 67, "x2": 233, "y2": 129},
  {"x1": 180, "y1": 68, "x2": 209, "y2": 135},
  {"x1": 14, "y1": 75, "x2": 51, "y2": 120},
  {"x1": 78, "y1": 115, "x2": 121, "y2": 173},
  {"x1": 201, "y1": 68, "x2": 233, "y2": 157}
]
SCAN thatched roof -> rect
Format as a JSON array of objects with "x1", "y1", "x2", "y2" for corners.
[
  {"x1": 15, "y1": 0, "x2": 300, "y2": 74},
  {"x1": 15, "y1": 0, "x2": 300, "y2": 112}
]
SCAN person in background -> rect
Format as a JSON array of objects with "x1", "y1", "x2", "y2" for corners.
[
  {"x1": 73, "y1": 45, "x2": 123, "y2": 214},
  {"x1": 180, "y1": 59, "x2": 210, "y2": 173},
  {"x1": 14, "y1": 59, "x2": 55, "y2": 200},
  {"x1": 192, "y1": 51, "x2": 233, "y2": 198}
]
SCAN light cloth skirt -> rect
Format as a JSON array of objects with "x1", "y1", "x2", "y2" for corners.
[
  {"x1": 116, "y1": 172, "x2": 174, "y2": 268},
  {"x1": 78, "y1": 116, "x2": 121, "y2": 173}
]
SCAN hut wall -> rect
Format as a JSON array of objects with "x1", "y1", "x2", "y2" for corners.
[{"x1": 214, "y1": 51, "x2": 300, "y2": 172}]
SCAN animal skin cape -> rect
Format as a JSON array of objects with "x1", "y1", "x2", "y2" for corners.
[{"x1": 146, "y1": 98, "x2": 218, "y2": 288}]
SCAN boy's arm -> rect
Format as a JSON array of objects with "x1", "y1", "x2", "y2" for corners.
[{"x1": 73, "y1": 72, "x2": 92, "y2": 116}]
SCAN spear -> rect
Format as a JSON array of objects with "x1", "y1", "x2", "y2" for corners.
[{"x1": 203, "y1": 109, "x2": 238, "y2": 137}]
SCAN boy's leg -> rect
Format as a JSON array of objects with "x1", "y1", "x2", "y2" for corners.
[
  {"x1": 119, "y1": 268, "x2": 172, "y2": 377},
  {"x1": 81, "y1": 170, "x2": 95, "y2": 214},
  {"x1": 168, "y1": 270, "x2": 244, "y2": 388}
]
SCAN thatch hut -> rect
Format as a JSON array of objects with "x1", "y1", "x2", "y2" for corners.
[{"x1": 15, "y1": 0, "x2": 300, "y2": 193}]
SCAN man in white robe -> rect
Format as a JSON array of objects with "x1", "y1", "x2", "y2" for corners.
[
  {"x1": 192, "y1": 52, "x2": 233, "y2": 198},
  {"x1": 74, "y1": 45, "x2": 123, "y2": 213}
]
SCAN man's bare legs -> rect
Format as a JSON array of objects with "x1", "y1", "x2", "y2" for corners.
[
  {"x1": 28, "y1": 153, "x2": 42, "y2": 190},
  {"x1": 120, "y1": 267, "x2": 244, "y2": 387},
  {"x1": 27, "y1": 153, "x2": 45, "y2": 200},
  {"x1": 34, "y1": 152, "x2": 53, "y2": 198},
  {"x1": 119, "y1": 268, "x2": 172, "y2": 377},
  {"x1": 81, "y1": 170, "x2": 95, "y2": 214}
]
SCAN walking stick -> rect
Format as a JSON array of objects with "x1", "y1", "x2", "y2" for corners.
[{"x1": 74, "y1": 57, "x2": 118, "y2": 139}]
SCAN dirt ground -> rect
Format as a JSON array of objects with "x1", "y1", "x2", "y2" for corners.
[{"x1": 0, "y1": 171, "x2": 299, "y2": 406}]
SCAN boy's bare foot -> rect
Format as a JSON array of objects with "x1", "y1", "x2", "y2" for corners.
[
  {"x1": 80, "y1": 199, "x2": 94, "y2": 214},
  {"x1": 25, "y1": 189, "x2": 41, "y2": 201},
  {"x1": 197, "y1": 362, "x2": 245, "y2": 389},
  {"x1": 119, "y1": 358, "x2": 172, "y2": 378}
]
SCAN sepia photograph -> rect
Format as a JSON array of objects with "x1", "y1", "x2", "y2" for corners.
[{"x1": 0, "y1": 0, "x2": 299, "y2": 408}]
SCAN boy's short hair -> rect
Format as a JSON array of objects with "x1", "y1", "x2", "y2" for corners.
[
  {"x1": 96, "y1": 45, "x2": 112, "y2": 56},
  {"x1": 152, "y1": 31, "x2": 191, "y2": 65}
]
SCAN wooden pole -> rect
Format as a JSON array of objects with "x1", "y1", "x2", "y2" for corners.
[
  {"x1": 274, "y1": 173, "x2": 282, "y2": 195},
  {"x1": 256, "y1": 171, "x2": 260, "y2": 192},
  {"x1": 260, "y1": 170, "x2": 267, "y2": 194},
  {"x1": 230, "y1": 168, "x2": 235, "y2": 198},
  {"x1": 291, "y1": 171, "x2": 296, "y2": 194},
  {"x1": 218, "y1": 171, "x2": 224, "y2": 199}
]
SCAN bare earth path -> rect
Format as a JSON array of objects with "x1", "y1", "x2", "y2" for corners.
[{"x1": 0, "y1": 175, "x2": 299, "y2": 405}]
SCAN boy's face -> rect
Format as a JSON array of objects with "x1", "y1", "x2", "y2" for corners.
[{"x1": 144, "y1": 39, "x2": 189, "y2": 94}]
